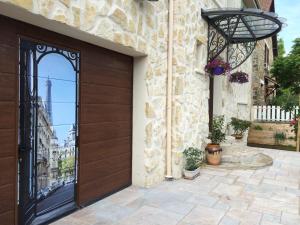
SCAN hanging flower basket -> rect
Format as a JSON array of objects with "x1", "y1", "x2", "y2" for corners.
[
  {"x1": 229, "y1": 71, "x2": 249, "y2": 84},
  {"x1": 205, "y1": 59, "x2": 231, "y2": 76}
]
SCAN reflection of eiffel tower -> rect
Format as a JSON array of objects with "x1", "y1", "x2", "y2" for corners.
[{"x1": 45, "y1": 77, "x2": 53, "y2": 124}]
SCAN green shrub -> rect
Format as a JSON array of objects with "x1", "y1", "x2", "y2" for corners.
[
  {"x1": 208, "y1": 116, "x2": 226, "y2": 144},
  {"x1": 230, "y1": 117, "x2": 252, "y2": 136},
  {"x1": 274, "y1": 132, "x2": 286, "y2": 144},
  {"x1": 254, "y1": 125, "x2": 263, "y2": 130},
  {"x1": 183, "y1": 147, "x2": 205, "y2": 171}
]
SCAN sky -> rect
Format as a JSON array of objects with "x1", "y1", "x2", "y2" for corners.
[
  {"x1": 38, "y1": 54, "x2": 76, "y2": 145},
  {"x1": 275, "y1": 0, "x2": 300, "y2": 54}
]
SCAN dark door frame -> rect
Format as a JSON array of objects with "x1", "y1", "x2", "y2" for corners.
[{"x1": 18, "y1": 38, "x2": 80, "y2": 225}]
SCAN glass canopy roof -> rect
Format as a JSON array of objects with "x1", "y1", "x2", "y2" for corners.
[
  {"x1": 201, "y1": 8, "x2": 286, "y2": 69},
  {"x1": 202, "y1": 8, "x2": 286, "y2": 43}
]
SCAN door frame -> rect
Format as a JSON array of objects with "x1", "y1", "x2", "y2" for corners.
[{"x1": 17, "y1": 36, "x2": 81, "y2": 225}]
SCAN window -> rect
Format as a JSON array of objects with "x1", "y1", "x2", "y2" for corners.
[
  {"x1": 195, "y1": 39, "x2": 206, "y2": 73},
  {"x1": 264, "y1": 44, "x2": 270, "y2": 69}
]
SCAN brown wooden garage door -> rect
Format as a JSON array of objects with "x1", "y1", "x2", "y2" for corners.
[
  {"x1": 78, "y1": 31, "x2": 133, "y2": 206},
  {"x1": 0, "y1": 15, "x2": 19, "y2": 225},
  {"x1": 0, "y1": 15, "x2": 132, "y2": 225}
]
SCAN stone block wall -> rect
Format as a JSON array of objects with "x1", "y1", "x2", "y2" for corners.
[
  {"x1": 252, "y1": 38, "x2": 274, "y2": 105},
  {"x1": 248, "y1": 122, "x2": 296, "y2": 149},
  {"x1": 0, "y1": 0, "x2": 255, "y2": 186},
  {"x1": 171, "y1": 0, "x2": 211, "y2": 178},
  {"x1": 171, "y1": 0, "x2": 254, "y2": 178}
]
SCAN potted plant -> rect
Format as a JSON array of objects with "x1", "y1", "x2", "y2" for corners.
[
  {"x1": 205, "y1": 59, "x2": 231, "y2": 76},
  {"x1": 183, "y1": 147, "x2": 205, "y2": 179},
  {"x1": 206, "y1": 116, "x2": 226, "y2": 165},
  {"x1": 229, "y1": 71, "x2": 249, "y2": 84},
  {"x1": 229, "y1": 117, "x2": 252, "y2": 139}
]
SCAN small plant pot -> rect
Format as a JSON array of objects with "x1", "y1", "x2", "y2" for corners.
[
  {"x1": 183, "y1": 168, "x2": 200, "y2": 180},
  {"x1": 205, "y1": 144, "x2": 222, "y2": 165},
  {"x1": 213, "y1": 66, "x2": 225, "y2": 75}
]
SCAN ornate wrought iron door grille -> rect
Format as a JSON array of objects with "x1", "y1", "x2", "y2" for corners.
[{"x1": 18, "y1": 39, "x2": 80, "y2": 225}]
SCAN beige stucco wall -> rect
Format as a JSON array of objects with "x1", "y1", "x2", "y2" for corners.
[{"x1": 0, "y1": 0, "x2": 254, "y2": 187}]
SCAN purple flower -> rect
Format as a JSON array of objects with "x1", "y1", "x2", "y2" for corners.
[
  {"x1": 204, "y1": 59, "x2": 231, "y2": 76},
  {"x1": 229, "y1": 72, "x2": 249, "y2": 84}
]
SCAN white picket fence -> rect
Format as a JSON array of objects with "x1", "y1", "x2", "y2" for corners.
[{"x1": 252, "y1": 105, "x2": 299, "y2": 122}]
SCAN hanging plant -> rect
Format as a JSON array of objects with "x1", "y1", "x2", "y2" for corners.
[
  {"x1": 229, "y1": 71, "x2": 249, "y2": 84},
  {"x1": 204, "y1": 59, "x2": 231, "y2": 76}
]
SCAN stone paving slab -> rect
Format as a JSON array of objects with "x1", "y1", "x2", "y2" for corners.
[{"x1": 52, "y1": 147, "x2": 300, "y2": 225}]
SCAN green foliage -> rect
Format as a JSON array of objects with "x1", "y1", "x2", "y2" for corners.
[
  {"x1": 254, "y1": 125, "x2": 263, "y2": 130},
  {"x1": 183, "y1": 147, "x2": 204, "y2": 171},
  {"x1": 274, "y1": 132, "x2": 286, "y2": 144},
  {"x1": 59, "y1": 157, "x2": 75, "y2": 178},
  {"x1": 230, "y1": 117, "x2": 251, "y2": 136},
  {"x1": 278, "y1": 38, "x2": 285, "y2": 57},
  {"x1": 208, "y1": 115, "x2": 226, "y2": 144},
  {"x1": 271, "y1": 38, "x2": 300, "y2": 95},
  {"x1": 269, "y1": 88, "x2": 298, "y2": 111}
]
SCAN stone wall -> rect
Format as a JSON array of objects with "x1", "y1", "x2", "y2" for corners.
[
  {"x1": 252, "y1": 38, "x2": 274, "y2": 105},
  {"x1": 171, "y1": 0, "x2": 211, "y2": 178},
  {"x1": 171, "y1": 0, "x2": 254, "y2": 178},
  {"x1": 0, "y1": 0, "x2": 255, "y2": 186},
  {"x1": 248, "y1": 122, "x2": 296, "y2": 149}
]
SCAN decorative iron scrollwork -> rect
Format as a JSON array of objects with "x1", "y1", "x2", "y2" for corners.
[
  {"x1": 207, "y1": 21, "x2": 257, "y2": 70},
  {"x1": 207, "y1": 25, "x2": 227, "y2": 61},
  {"x1": 227, "y1": 41, "x2": 256, "y2": 69},
  {"x1": 35, "y1": 44, "x2": 79, "y2": 72},
  {"x1": 22, "y1": 41, "x2": 80, "y2": 72}
]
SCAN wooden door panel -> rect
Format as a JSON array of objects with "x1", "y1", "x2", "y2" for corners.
[
  {"x1": 0, "y1": 15, "x2": 17, "y2": 225},
  {"x1": 81, "y1": 83, "x2": 132, "y2": 104},
  {"x1": 79, "y1": 168, "x2": 131, "y2": 205},
  {"x1": 0, "y1": 72, "x2": 17, "y2": 101},
  {"x1": 79, "y1": 43, "x2": 133, "y2": 206},
  {"x1": 80, "y1": 137, "x2": 131, "y2": 164}
]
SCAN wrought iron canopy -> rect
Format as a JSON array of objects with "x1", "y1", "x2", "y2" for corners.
[{"x1": 202, "y1": 8, "x2": 286, "y2": 69}]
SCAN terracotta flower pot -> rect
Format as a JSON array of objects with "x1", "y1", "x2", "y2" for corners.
[
  {"x1": 205, "y1": 144, "x2": 222, "y2": 165},
  {"x1": 234, "y1": 134, "x2": 243, "y2": 139}
]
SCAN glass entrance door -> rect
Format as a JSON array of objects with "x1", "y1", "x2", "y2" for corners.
[{"x1": 18, "y1": 39, "x2": 79, "y2": 225}]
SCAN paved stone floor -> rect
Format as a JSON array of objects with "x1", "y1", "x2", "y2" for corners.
[{"x1": 52, "y1": 147, "x2": 300, "y2": 225}]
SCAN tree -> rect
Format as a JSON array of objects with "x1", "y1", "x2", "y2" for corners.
[
  {"x1": 271, "y1": 38, "x2": 300, "y2": 151},
  {"x1": 270, "y1": 88, "x2": 298, "y2": 111},
  {"x1": 278, "y1": 38, "x2": 285, "y2": 57},
  {"x1": 271, "y1": 38, "x2": 300, "y2": 95},
  {"x1": 59, "y1": 157, "x2": 75, "y2": 178}
]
